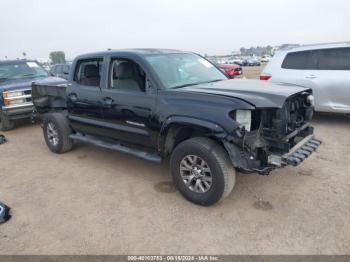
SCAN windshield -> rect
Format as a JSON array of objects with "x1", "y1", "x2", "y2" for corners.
[
  {"x1": 0, "y1": 61, "x2": 48, "y2": 82},
  {"x1": 146, "y1": 53, "x2": 227, "y2": 89}
]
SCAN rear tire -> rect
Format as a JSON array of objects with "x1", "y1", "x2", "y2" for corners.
[
  {"x1": 0, "y1": 112, "x2": 14, "y2": 131},
  {"x1": 170, "y1": 137, "x2": 236, "y2": 206},
  {"x1": 43, "y1": 113, "x2": 73, "y2": 153}
]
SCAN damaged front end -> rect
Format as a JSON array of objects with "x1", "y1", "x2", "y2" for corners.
[{"x1": 224, "y1": 91, "x2": 321, "y2": 175}]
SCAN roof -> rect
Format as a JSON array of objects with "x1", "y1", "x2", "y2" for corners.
[
  {"x1": 75, "y1": 48, "x2": 189, "y2": 59},
  {"x1": 279, "y1": 42, "x2": 350, "y2": 53}
]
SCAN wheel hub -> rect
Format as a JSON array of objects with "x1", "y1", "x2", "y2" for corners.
[
  {"x1": 191, "y1": 166, "x2": 202, "y2": 178},
  {"x1": 47, "y1": 122, "x2": 59, "y2": 146},
  {"x1": 180, "y1": 155, "x2": 212, "y2": 193}
]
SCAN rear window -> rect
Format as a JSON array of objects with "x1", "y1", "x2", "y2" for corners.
[
  {"x1": 282, "y1": 47, "x2": 350, "y2": 70},
  {"x1": 74, "y1": 58, "x2": 103, "y2": 87},
  {"x1": 281, "y1": 51, "x2": 311, "y2": 69}
]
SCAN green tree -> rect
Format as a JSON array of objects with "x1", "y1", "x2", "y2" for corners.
[
  {"x1": 49, "y1": 51, "x2": 66, "y2": 64},
  {"x1": 240, "y1": 47, "x2": 247, "y2": 56},
  {"x1": 266, "y1": 45, "x2": 273, "y2": 55}
]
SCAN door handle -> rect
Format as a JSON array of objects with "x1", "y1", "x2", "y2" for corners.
[
  {"x1": 68, "y1": 93, "x2": 78, "y2": 102},
  {"x1": 102, "y1": 97, "x2": 114, "y2": 105},
  {"x1": 305, "y1": 74, "x2": 317, "y2": 79}
]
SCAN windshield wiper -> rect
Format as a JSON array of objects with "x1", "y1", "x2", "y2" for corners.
[
  {"x1": 171, "y1": 83, "x2": 201, "y2": 89},
  {"x1": 21, "y1": 73, "x2": 36, "y2": 77},
  {"x1": 206, "y1": 79, "x2": 224, "y2": 83},
  {"x1": 171, "y1": 79, "x2": 224, "y2": 89}
]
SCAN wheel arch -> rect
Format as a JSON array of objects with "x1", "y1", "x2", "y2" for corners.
[{"x1": 159, "y1": 116, "x2": 228, "y2": 157}]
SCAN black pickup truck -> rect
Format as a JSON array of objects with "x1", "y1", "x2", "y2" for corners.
[{"x1": 32, "y1": 49, "x2": 321, "y2": 206}]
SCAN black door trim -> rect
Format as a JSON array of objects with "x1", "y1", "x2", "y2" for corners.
[{"x1": 68, "y1": 115, "x2": 148, "y2": 136}]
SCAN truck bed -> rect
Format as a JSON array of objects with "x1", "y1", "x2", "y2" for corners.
[{"x1": 31, "y1": 83, "x2": 67, "y2": 112}]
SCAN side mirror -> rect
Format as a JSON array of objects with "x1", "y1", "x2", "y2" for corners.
[{"x1": 63, "y1": 70, "x2": 69, "y2": 75}]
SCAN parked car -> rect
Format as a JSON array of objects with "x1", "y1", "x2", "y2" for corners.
[
  {"x1": 260, "y1": 42, "x2": 350, "y2": 113},
  {"x1": 242, "y1": 57, "x2": 261, "y2": 66},
  {"x1": 260, "y1": 55, "x2": 271, "y2": 63},
  {"x1": 0, "y1": 60, "x2": 66, "y2": 131},
  {"x1": 49, "y1": 64, "x2": 71, "y2": 80},
  {"x1": 230, "y1": 57, "x2": 243, "y2": 66},
  {"x1": 218, "y1": 63, "x2": 242, "y2": 78},
  {"x1": 32, "y1": 49, "x2": 320, "y2": 206}
]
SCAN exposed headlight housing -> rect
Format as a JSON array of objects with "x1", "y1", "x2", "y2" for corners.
[
  {"x1": 232, "y1": 110, "x2": 252, "y2": 131},
  {"x1": 306, "y1": 95, "x2": 315, "y2": 107}
]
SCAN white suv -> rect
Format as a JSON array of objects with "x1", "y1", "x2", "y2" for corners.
[{"x1": 260, "y1": 42, "x2": 350, "y2": 113}]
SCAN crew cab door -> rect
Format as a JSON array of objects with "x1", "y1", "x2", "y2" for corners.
[
  {"x1": 99, "y1": 57, "x2": 157, "y2": 148},
  {"x1": 67, "y1": 57, "x2": 105, "y2": 135}
]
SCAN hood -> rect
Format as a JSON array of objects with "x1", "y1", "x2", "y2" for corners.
[
  {"x1": 173, "y1": 79, "x2": 311, "y2": 108},
  {"x1": 0, "y1": 76, "x2": 67, "y2": 92}
]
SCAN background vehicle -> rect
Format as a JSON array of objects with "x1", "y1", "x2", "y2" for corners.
[
  {"x1": 260, "y1": 42, "x2": 350, "y2": 113},
  {"x1": 49, "y1": 64, "x2": 71, "y2": 80},
  {"x1": 0, "y1": 60, "x2": 65, "y2": 131},
  {"x1": 242, "y1": 57, "x2": 261, "y2": 66},
  {"x1": 260, "y1": 55, "x2": 271, "y2": 63},
  {"x1": 218, "y1": 63, "x2": 243, "y2": 78},
  {"x1": 32, "y1": 49, "x2": 320, "y2": 206},
  {"x1": 230, "y1": 57, "x2": 243, "y2": 66}
]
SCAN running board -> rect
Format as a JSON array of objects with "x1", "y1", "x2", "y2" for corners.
[{"x1": 69, "y1": 133, "x2": 162, "y2": 163}]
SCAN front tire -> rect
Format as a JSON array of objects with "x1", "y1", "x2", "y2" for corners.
[
  {"x1": 170, "y1": 137, "x2": 236, "y2": 206},
  {"x1": 0, "y1": 112, "x2": 14, "y2": 131},
  {"x1": 43, "y1": 113, "x2": 73, "y2": 153}
]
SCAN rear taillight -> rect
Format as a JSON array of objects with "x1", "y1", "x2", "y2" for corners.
[{"x1": 260, "y1": 75, "x2": 271, "y2": 81}]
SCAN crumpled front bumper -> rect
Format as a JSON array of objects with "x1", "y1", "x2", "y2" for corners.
[
  {"x1": 223, "y1": 133, "x2": 322, "y2": 175},
  {"x1": 268, "y1": 135, "x2": 322, "y2": 167}
]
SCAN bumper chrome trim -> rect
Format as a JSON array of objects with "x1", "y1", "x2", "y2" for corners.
[
  {"x1": 2, "y1": 102, "x2": 34, "y2": 110},
  {"x1": 5, "y1": 94, "x2": 32, "y2": 101}
]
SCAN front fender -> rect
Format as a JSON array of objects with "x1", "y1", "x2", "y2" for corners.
[{"x1": 158, "y1": 116, "x2": 228, "y2": 154}]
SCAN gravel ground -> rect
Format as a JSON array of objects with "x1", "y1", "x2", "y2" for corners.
[{"x1": 0, "y1": 66, "x2": 349, "y2": 254}]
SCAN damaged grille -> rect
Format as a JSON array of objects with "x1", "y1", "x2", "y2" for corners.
[{"x1": 263, "y1": 94, "x2": 312, "y2": 137}]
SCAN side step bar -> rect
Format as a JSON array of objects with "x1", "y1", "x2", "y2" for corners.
[{"x1": 69, "y1": 133, "x2": 162, "y2": 163}]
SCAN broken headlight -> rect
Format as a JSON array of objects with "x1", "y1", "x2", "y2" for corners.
[
  {"x1": 306, "y1": 95, "x2": 315, "y2": 107},
  {"x1": 231, "y1": 109, "x2": 252, "y2": 131}
]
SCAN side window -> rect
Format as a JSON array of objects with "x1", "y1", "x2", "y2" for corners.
[
  {"x1": 282, "y1": 51, "x2": 311, "y2": 69},
  {"x1": 74, "y1": 58, "x2": 103, "y2": 87},
  {"x1": 50, "y1": 66, "x2": 57, "y2": 74},
  {"x1": 57, "y1": 65, "x2": 63, "y2": 74},
  {"x1": 317, "y1": 48, "x2": 350, "y2": 70},
  {"x1": 63, "y1": 65, "x2": 70, "y2": 73},
  {"x1": 109, "y1": 58, "x2": 145, "y2": 92}
]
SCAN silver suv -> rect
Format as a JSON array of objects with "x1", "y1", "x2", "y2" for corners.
[{"x1": 260, "y1": 42, "x2": 350, "y2": 113}]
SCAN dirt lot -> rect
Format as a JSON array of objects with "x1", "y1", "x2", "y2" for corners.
[
  {"x1": 0, "y1": 67, "x2": 349, "y2": 254},
  {"x1": 241, "y1": 64, "x2": 266, "y2": 79}
]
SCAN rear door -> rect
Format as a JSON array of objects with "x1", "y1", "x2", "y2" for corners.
[
  {"x1": 311, "y1": 48, "x2": 350, "y2": 112},
  {"x1": 99, "y1": 57, "x2": 158, "y2": 148},
  {"x1": 67, "y1": 57, "x2": 106, "y2": 135}
]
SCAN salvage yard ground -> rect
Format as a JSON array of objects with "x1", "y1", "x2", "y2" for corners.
[{"x1": 0, "y1": 66, "x2": 349, "y2": 254}]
